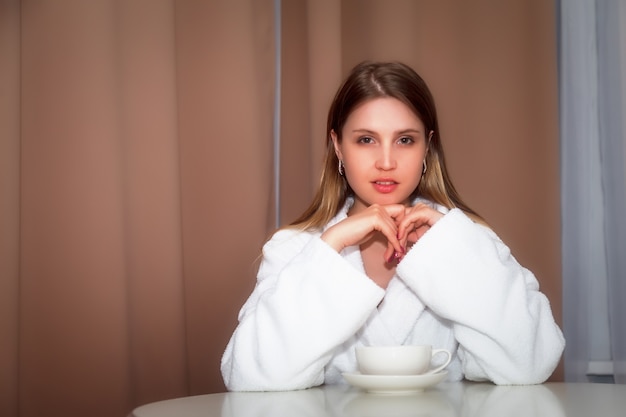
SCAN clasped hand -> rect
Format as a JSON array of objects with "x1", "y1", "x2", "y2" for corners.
[{"x1": 321, "y1": 203, "x2": 444, "y2": 264}]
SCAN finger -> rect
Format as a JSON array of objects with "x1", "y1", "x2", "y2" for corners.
[
  {"x1": 381, "y1": 204, "x2": 408, "y2": 222},
  {"x1": 384, "y1": 242, "x2": 396, "y2": 264},
  {"x1": 397, "y1": 217, "x2": 420, "y2": 241},
  {"x1": 398, "y1": 229, "x2": 411, "y2": 251},
  {"x1": 397, "y1": 205, "x2": 440, "y2": 239},
  {"x1": 384, "y1": 241, "x2": 407, "y2": 264},
  {"x1": 376, "y1": 218, "x2": 404, "y2": 255}
]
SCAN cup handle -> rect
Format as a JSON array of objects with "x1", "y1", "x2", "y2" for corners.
[{"x1": 425, "y1": 349, "x2": 452, "y2": 374}]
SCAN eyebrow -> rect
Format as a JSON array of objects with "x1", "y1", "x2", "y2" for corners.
[{"x1": 351, "y1": 128, "x2": 423, "y2": 135}]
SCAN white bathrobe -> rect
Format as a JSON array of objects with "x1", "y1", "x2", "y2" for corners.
[{"x1": 221, "y1": 200, "x2": 565, "y2": 391}]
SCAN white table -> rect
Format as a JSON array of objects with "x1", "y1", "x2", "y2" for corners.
[{"x1": 130, "y1": 382, "x2": 626, "y2": 417}]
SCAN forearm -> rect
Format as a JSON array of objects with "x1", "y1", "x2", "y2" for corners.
[
  {"x1": 397, "y1": 209, "x2": 565, "y2": 384},
  {"x1": 222, "y1": 238, "x2": 384, "y2": 391}
]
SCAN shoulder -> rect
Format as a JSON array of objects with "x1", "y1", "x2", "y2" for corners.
[
  {"x1": 257, "y1": 225, "x2": 349, "y2": 283},
  {"x1": 265, "y1": 227, "x2": 316, "y2": 248},
  {"x1": 261, "y1": 227, "x2": 320, "y2": 261},
  {"x1": 264, "y1": 202, "x2": 349, "y2": 253}
]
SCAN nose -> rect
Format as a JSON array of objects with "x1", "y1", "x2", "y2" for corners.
[{"x1": 375, "y1": 145, "x2": 397, "y2": 170}]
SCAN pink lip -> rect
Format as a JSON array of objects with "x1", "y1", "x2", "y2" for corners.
[{"x1": 372, "y1": 179, "x2": 398, "y2": 194}]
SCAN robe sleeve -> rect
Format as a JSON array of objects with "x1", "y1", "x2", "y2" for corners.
[
  {"x1": 220, "y1": 229, "x2": 385, "y2": 391},
  {"x1": 396, "y1": 208, "x2": 565, "y2": 385}
]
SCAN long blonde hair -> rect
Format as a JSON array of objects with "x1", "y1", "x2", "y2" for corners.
[{"x1": 290, "y1": 61, "x2": 483, "y2": 230}]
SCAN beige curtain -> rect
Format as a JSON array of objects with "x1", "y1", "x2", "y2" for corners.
[{"x1": 1, "y1": 1, "x2": 561, "y2": 416}]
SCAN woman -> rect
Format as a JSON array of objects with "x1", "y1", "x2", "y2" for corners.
[{"x1": 221, "y1": 61, "x2": 565, "y2": 391}]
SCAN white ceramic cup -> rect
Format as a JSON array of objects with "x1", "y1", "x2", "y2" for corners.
[{"x1": 356, "y1": 345, "x2": 452, "y2": 376}]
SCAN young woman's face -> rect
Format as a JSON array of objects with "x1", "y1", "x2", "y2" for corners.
[{"x1": 332, "y1": 97, "x2": 429, "y2": 214}]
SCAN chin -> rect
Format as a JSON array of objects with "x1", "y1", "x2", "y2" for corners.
[{"x1": 368, "y1": 197, "x2": 410, "y2": 206}]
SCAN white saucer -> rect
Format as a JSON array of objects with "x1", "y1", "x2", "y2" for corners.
[{"x1": 342, "y1": 371, "x2": 448, "y2": 395}]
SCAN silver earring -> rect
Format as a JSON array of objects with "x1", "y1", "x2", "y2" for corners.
[
  {"x1": 338, "y1": 160, "x2": 345, "y2": 176},
  {"x1": 422, "y1": 159, "x2": 427, "y2": 175}
]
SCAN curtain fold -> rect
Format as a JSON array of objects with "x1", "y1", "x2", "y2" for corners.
[
  {"x1": 18, "y1": 0, "x2": 193, "y2": 413},
  {"x1": 559, "y1": 0, "x2": 626, "y2": 383},
  {"x1": 173, "y1": 0, "x2": 276, "y2": 395},
  {"x1": 559, "y1": 0, "x2": 606, "y2": 382},
  {"x1": 1, "y1": 1, "x2": 563, "y2": 416},
  {"x1": 278, "y1": 0, "x2": 344, "y2": 223},
  {"x1": 0, "y1": 2, "x2": 21, "y2": 416},
  {"x1": 2, "y1": 1, "x2": 276, "y2": 415},
  {"x1": 114, "y1": 0, "x2": 188, "y2": 405},
  {"x1": 596, "y1": 0, "x2": 626, "y2": 384}
]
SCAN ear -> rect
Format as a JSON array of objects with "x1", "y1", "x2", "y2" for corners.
[
  {"x1": 426, "y1": 130, "x2": 434, "y2": 154},
  {"x1": 330, "y1": 130, "x2": 343, "y2": 160}
]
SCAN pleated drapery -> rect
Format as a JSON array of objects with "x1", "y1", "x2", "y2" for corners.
[
  {"x1": 560, "y1": 0, "x2": 626, "y2": 383},
  {"x1": 1, "y1": 1, "x2": 561, "y2": 416},
  {"x1": 1, "y1": 1, "x2": 277, "y2": 415}
]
